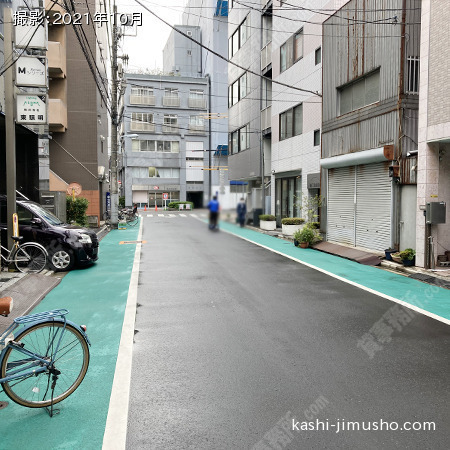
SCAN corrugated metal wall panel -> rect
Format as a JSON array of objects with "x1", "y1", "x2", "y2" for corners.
[
  {"x1": 355, "y1": 163, "x2": 392, "y2": 250},
  {"x1": 327, "y1": 166, "x2": 355, "y2": 246}
]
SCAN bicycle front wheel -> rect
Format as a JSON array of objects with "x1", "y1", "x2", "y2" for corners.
[
  {"x1": 14, "y1": 243, "x2": 47, "y2": 273},
  {"x1": 0, "y1": 321, "x2": 90, "y2": 408},
  {"x1": 126, "y1": 214, "x2": 138, "y2": 226}
]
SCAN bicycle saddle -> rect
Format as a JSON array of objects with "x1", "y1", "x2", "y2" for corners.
[
  {"x1": 0, "y1": 296, "x2": 13, "y2": 317},
  {"x1": 11, "y1": 236, "x2": 23, "y2": 242}
]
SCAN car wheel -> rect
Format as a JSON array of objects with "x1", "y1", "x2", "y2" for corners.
[{"x1": 49, "y1": 247, "x2": 75, "y2": 272}]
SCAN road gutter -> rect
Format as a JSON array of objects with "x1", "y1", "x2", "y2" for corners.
[{"x1": 102, "y1": 219, "x2": 143, "y2": 449}]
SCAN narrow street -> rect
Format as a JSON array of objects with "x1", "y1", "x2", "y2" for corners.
[{"x1": 127, "y1": 214, "x2": 450, "y2": 449}]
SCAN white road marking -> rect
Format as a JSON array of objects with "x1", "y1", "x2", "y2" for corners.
[
  {"x1": 168, "y1": 214, "x2": 175, "y2": 217},
  {"x1": 146, "y1": 214, "x2": 153, "y2": 217},
  {"x1": 190, "y1": 213, "x2": 198, "y2": 217},
  {"x1": 102, "y1": 220, "x2": 143, "y2": 449},
  {"x1": 179, "y1": 214, "x2": 186, "y2": 217},
  {"x1": 190, "y1": 216, "x2": 450, "y2": 327},
  {"x1": 158, "y1": 214, "x2": 164, "y2": 217}
]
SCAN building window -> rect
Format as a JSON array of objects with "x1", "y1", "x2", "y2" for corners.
[
  {"x1": 189, "y1": 89, "x2": 205, "y2": 108},
  {"x1": 339, "y1": 69, "x2": 380, "y2": 115},
  {"x1": 315, "y1": 47, "x2": 321, "y2": 65},
  {"x1": 148, "y1": 167, "x2": 180, "y2": 178},
  {"x1": 187, "y1": 50, "x2": 192, "y2": 56},
  {"x1": 280, "y1": 28, "x2": 302, "y2": 73},
  {"x1": 229, "y1": 124, "x2": 250, "y2": 154},
  {"x1": 165, "y1": 88, "x2": 178, "y2": 98},
  {"x1": 132, "y1": 140, "x2": 179, "y2": 153},
  {"x1": 280, "y1": 104, "x2": 303, "y2": 140},
  {"x1": 314, "y1": 129, "x2": 320, "y2": 146},
  {"x1": 229, "y1": 72, "x2": 248, "y2": 107},
  {"x1": 406, "y1": 57, "x2": 419, "y2": 94},
  {"x1": 163, "y1": 115, "x2": 178, "y2": 133},
  {"x1": 131, "y1": 112, "x2": 154, "y2": 131},
  {"x1": 130, "y1": 87, "x2": 155, "y2": 105},
  {"x1": 229, "y1": 17, "x2": 249, "y2": 58}
]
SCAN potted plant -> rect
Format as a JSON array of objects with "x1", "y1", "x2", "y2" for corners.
[
  {"x1": 281, "y1": 217, "x2": 305, "y2": 236},
  {"x1": 384, "y1": 248, "x2": 397, "y2": 261},
  {"x1": 259, "y1": 214, "x2": 277, "y2": 231},
  {"x1": 293, "y1": 225, "x2": 322, "y2": 248},
  {"x1": 398, "y1": 248, "x2": 416, "y2": 266}
]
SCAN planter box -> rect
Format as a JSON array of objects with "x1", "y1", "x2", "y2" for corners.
[
  {"x1": 282, "y1": 224, "x2": 302, "y2": 236},
  {"x1": 260, "y1": 220, "x2": 276, "y2": 231}
]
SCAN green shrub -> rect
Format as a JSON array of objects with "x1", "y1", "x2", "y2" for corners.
[
  {"x1": 307, "y1": 222, "x2": 320, "y2": 229},
  {"x1": 398, "y1": 248, "x2": 416, "y2": 260},
  {"x1": 281, "y1": 217, "x2": 305, "y2": 225},
  {"x1": 259, "y1": 214, "x2": 276, "y2": 221},
  {"x1": 66, "y1": 196, "x2": 89, "y2": 226},
  {"x1": 119, "y1": 196, "x2": 125, "y2": 208},
  {"x1": 167, "y1": 201, "x2": 194, "y2": 210},
  {"x1": 293, "y1": 225, "x2": 322, "y2": 244}
]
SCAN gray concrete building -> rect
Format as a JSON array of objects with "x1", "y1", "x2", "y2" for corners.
[
  {"x1": 120, "y1": 73, "x2": 209, "y2": 208},
  {"x1": 321, "y1": 0, "x2": 421, "y2": 253},
  {"x1": 416, "y1": 0, "x2": 450, "y2": 268}
]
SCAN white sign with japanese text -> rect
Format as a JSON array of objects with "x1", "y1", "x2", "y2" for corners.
[
  {"x1": 16, "y1": 94, "x2": 47, "y2": 124},
  {"x1": 16, "y1": 56, "x2": 47, "y2": 87}
]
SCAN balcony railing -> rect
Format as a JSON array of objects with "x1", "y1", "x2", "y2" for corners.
[
  {"x1": 162, "y1": 124, "x2": 179, "y2": 134},
  {"x1": 261, "y1": 105, "x2": 271, "y2": 131},
  {"x1": 130, "y1": 95, "x2": 156, "y2": 106},
  {"x1": 189, "y1": 124, "x2": 206, "y2": 134},
  {"x1": 49, "y1": 98, "x2": 67, "y2": 132},
  {"x1": 163, "y1": 96, "x2": 180, "y2": 107},
  {"x1": 188, "y1": 97, "x2": 206, "y2": 109},
  {"x1": 130, "y1": 121, "x2": 155, "y2": 132},
  {"x1": 261, "y1": 41, "x2": 272, "y2": 71}
]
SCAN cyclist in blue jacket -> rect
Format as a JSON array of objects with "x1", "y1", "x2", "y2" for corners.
[{"x1": 207, "y1": 196, "x2": 220, "y2": 230}]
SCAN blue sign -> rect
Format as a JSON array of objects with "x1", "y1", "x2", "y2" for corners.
[{"x1": 106, "y1": 192, "x2": 111, "y2": 211}]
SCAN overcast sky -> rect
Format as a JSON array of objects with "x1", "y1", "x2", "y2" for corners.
[{"x1": 117, "y1": 0, "x2": 188, "y2": 72}]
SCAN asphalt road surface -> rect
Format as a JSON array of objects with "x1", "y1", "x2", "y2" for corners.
[{"x1": 126, "y1": 214, "x2": 450, "y2": 450}]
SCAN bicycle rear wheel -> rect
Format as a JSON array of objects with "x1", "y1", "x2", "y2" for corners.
[
  {"x1": 14, "y1": 243, "x2": 47, "y2": 273},
  {"x1": 0, "y1": 321, "x2": 90, "y2": 408}
]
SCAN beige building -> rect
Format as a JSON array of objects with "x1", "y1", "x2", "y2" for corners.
[
  {"x1": 416, "y1": 0, "x2": 450, "y2": 268},
  {"x1": 46, "y1": 0, "x2": 109, "y2": 224}
]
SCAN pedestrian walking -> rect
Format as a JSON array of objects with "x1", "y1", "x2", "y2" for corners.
[
  {"x1": 236, "y1": 198, "x2": 247, "y2": 227},
  {"x1": 207, "y1": 196, "x2": 220, "y2": 230}
]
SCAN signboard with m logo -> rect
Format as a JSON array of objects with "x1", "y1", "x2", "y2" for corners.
[{"x1": 15, "y1": 56, "x2": 47, "y2": 87}]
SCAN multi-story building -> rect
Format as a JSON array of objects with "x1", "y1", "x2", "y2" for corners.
[
  {"x1": 120, "y1": 73, "x2": 209, "y2": 208},
  {"x1": 46, "y1": 0, "x2": 109, "y2": 224},
  {"x1": 181, "y1": 0, "x2": 233, "y2": 207},
  {"x1": 321, "y1": 0, "x2": 421, "y2": 253},
  {"x1": 416, "y1": 0, "x2": 450, "y2": 268},
  {"x1": 271, "y1": 1, "x2": 336, "y2": 225},
  {"x1": 227, "y1": 0, "x2": 271, "y2": 217}
]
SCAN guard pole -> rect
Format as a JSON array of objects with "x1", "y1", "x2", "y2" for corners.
[{"x1": 5, "y1": 8, "x2": 17, "y2": 248}]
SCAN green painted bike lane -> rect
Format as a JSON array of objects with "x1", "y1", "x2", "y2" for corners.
[
  {"x1": 218, "y1": 220, "x2": 450, "y2": 322},
  {"x1": 0, "y1": 224, "x2": 140, "y2": 449}
]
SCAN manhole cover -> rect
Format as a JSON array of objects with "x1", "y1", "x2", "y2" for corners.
[{"x1": 0, "y1": 401, "x2": 9, "y2": 410}]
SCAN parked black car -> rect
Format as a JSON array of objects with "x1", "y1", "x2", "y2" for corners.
[{"x1": 0, "y1": 195, "x2": 99, "y2": 271}]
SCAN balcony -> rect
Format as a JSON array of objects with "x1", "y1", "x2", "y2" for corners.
[
  {"x1": 261, "y1": 105, "x2": 271, "y2": 132},
  {"x1": 163, "y1": 96, "x2": 180, "y2": 107},
  {"x1": 162, "y1": 124, "x2": 179, "y2": 134},
  {"x1": 49, "y1": 98, "x2": 67, "y2": 132},
  {"x1": 261, "y1": 41, "x2": 272, "y2": 72},
  {"x1": 189, "y1": 124, "x2": 206, "y2": 134},
  {"x1": 130, "y1": 95, "x2": 156, "y2": 106},
  {"x1": 188, "y1": 98, "x2": 207, "y2": 109},
  {"x1": 47, "y1": 41, "x2": 66, "y2": 78},
  {"x1": 130, "y1": 122, "x2": 155, "y2": 132}
]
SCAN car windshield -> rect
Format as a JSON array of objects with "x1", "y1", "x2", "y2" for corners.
[{"x1": 27, "y1": 203, "x2": 64, "y2": 226}]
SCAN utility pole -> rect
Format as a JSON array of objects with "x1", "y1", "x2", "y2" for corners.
[
  {"x1": 110, "y1": 4, "x2": 119, "y2": 227},
  {"x1": 4, "y1": 8, "x2": 16, "y2": 247}
]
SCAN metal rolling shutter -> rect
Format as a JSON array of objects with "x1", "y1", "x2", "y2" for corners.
[
  {"x1": 355, "y1": 162, "x2": 391, "y2": 251},
  {"x1": 327, "y1": 166, "x2": 355, "y2": 246}
]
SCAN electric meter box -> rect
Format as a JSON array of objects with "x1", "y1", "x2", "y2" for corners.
[{"x1": 425, "y1": 202, "x2": 446, "y2": 224}]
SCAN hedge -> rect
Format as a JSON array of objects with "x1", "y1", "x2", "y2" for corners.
[
  {"x1": 259, "y1": 214, "x2": 276, "y2": 221},
  {"x1": 168, "y1": 201, "x2": 194, "y2": 209},
  {"x1": 66, "y1": 196, "x2": 89, "y2": 226},
  {"x1": 281, "y1": 217, "x2": 305, "y2": 225}
]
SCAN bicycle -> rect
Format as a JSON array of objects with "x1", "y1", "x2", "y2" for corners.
[
  {"x1": 0, "y1": 236, "x2": 48, "y2": 273},
  {"x1": 103, "y1": 209, "x2": 139, "y2": 228},
  {"x1": 0, "y1": 296, "x2": 90, "y2": 416}
]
